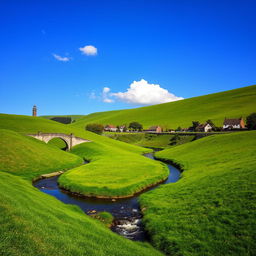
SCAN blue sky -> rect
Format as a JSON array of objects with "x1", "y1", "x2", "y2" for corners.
[{"x1": 0, "y1": 0, "x2": 255, "y2": 116}]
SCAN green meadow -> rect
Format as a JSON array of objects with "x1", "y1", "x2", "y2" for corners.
[
  {"x1": 71, "y1": 84, "x2": 256, "y2": 129},
  {"x1": 139, "y1": 131, "x2": 256, "y2": 255},
  {"x1": 0, "y1": 128, "x2": 163, "y2": 256}
]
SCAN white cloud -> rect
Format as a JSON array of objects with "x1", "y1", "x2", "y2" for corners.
[
  {"x1": 53, "y1": 53, "x2": 71, "y2": 62},
  {"x1": 103, "y1": 87, "x2": 110, "y2": 93},
  {"x1": 103, "y1": 98, "x2": 113, "y2": 103},
  {"x1": 79, "y1": 45, "x2": 97, "y2": 56},
  {"x1": 111, "y1": 79, "x2": 183, "y2": 105},
  {"x1": 102, "y1": 87, "x2": 113, "y2": 103}
]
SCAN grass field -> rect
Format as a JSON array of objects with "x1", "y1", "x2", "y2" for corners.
[
  {"x1": 139, "y1": 131, "x2": 256, "y2": 255},
  {"x1": 0, "y1": 128, "x2": 163, "y2": 256},
  {"x1": 70, "y1": 84, "x2": 256, "y2": 129},
  {"x1": 105, "y1": 133, "x2": 195, "y2": 149}
]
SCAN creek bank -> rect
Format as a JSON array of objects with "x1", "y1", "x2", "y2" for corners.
[
  {"x1": 33, "y1": 152, "x2": 181, "y2": 241},
  {"x1": 33, "y1": 171, "x2": 64, "y2": 182}
]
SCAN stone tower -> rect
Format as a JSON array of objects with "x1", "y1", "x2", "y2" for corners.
[{"x1": 32, "y1": 105, "x2": 37, "y2": 116}]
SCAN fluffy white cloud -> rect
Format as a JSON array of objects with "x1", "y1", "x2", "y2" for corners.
[
  {"x1": 102, "y1": 87, "x2": 113, "y2": 103},
  {"x1": 53, "y1": 54, "x2": 70, "y2": 62},
  {"x1": 111, "y1": 79, "x2": 183, "y2": 105},
  {"x1": 79, "y1": 45, "x2": 97, "y2": 56}
]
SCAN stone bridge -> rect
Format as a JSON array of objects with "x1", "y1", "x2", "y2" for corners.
[{"x1": 28, "y1": 132, "x2": 91, "y2": 150}]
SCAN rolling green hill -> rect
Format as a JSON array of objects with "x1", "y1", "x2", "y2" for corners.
[
  {"x1": 140, "y1": 131, "x2": 256, "y2": 255},
  {"x1": 70, "y1": 84, "x2": 256, "y2": 129}
]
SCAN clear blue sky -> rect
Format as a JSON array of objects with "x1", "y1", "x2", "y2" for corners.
[{"x1": 0, "y1": 0, "x2": 255, "y2": 116}]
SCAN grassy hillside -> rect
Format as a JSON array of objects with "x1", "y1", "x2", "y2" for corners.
[
  {"x1": 0, "y1": 129, "x2": 83, "y2": 179},
  {"x1": 139, "y1": 131, "x2": 256, "y2": 255},
  {"x1": 70, "y1": 84, "x2": 256, "y2": 129},
  {"x1": 0, "y1": 172, "x2": 162, "y2": 256},
  {"x1": 59, "y1": 142, "x2": 169, "y2": 198}
]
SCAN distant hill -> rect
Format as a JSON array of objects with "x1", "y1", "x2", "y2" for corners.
[{"x1": 70, "y1": 85, "x2": 256, "y2": 130}]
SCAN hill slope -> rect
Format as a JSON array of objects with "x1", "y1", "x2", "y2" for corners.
[
  {"x1": 139, "y1": 131, "x2": 256, "y2": 255},
  {"x1": 70, "y1": 84, "x2": 256, "y2": 129}
]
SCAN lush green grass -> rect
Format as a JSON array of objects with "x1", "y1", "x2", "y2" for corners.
[
  {"x1": 139, "y1": 131, "x2": 256, "y2": 255},
  {"x1": 90, "y1": 211, "x2": 114, "y2": 226},
  {"x1": 59, "y1": 141, "x2": 169, "y2": 198},
  {"x1": 0, "y1": 175, "x2": 162, "y2": 256},
  {"x1": 70, "y1": 84, "x2": 256, "y2": 129},
  {"x1": 105, "y1": 133, "x2": 195, "y2": 149},
  {"x1": 0, "y1": 129, "x2": 83, "y2": 180}
]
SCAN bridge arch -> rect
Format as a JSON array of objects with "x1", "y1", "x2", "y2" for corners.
[
  {"x1": 47, "y1": 137, "x2": 69, "y2": 151},
  {"x1": 28, "y1": 132, "x2": 91, "y2": 150}
]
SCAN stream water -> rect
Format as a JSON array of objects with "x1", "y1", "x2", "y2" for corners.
[{"x1": 33, "y1": 153, "x2": 180, "y2": 241}]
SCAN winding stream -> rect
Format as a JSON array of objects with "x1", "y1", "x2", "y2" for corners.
[{"x1": 33, "y1": 152, "x2": 180, "y2": 241}]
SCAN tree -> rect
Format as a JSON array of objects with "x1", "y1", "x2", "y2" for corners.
[
  {"x1": 176, "y1": 126, "x2": 182, "y2": 132},
  {"x1": 246, "y1": 113, "x2": 256, "y2": 130},
  {"x1": 192, "y1": 121, "x2": 200, "y2": 131},
  {"x1": 169, "y1": 134, "x2": 180, "y2": 145},
  {"x1": 128, "y1": 122, "x2": 143, "y2": 131},
  {"x1": 206, "y1": 119, "x2": 215, "y2": 128},
  {"x1": 85, "y1": 123, "x2": 104, "y2": 134}
]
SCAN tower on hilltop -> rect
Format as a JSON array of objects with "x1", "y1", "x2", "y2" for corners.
[{"x1": 32, "y1": 105, "x2": 37, "y2": 116}]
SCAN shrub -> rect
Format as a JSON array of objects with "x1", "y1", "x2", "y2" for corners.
[
  {"x1": 51, "y1": 117, "x2": 72, "y2": 124},
  {"x1": 129, "y1": 122, "x2": 143, "y2": 131},
  {"x1": 85, "y1": 123, "x2": 104, "y2": 134}
]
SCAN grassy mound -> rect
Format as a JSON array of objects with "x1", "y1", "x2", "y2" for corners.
[
  {"x1": 0, "y1": 129, "x2": 83, "y2": 179},
  {"x1": 58, "y1": 142, "x2": 169, "y2": 198},
  {"x1": 71, "y1": 84, "x2": 256, "y2": 129},
  {"x1": 139, "y1": 131, "x2": 256, "y2": 255}
]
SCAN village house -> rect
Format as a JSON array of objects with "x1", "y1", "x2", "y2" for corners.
[
  {"x1": 223, "y1": 117, "x2": 245, "y2": 130},
  {"x1": 104, "y1": 124, "x2": 118, "y2": 132},
  {"x1": 119, "y1": 125, "x2": 126, "y2": 132},
  {"x1": 196, "y1": 123, "x2": 214, "y2": 132},
  {"x1": 145, "y1": 125, "x2": 162, "y2": 133}
]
